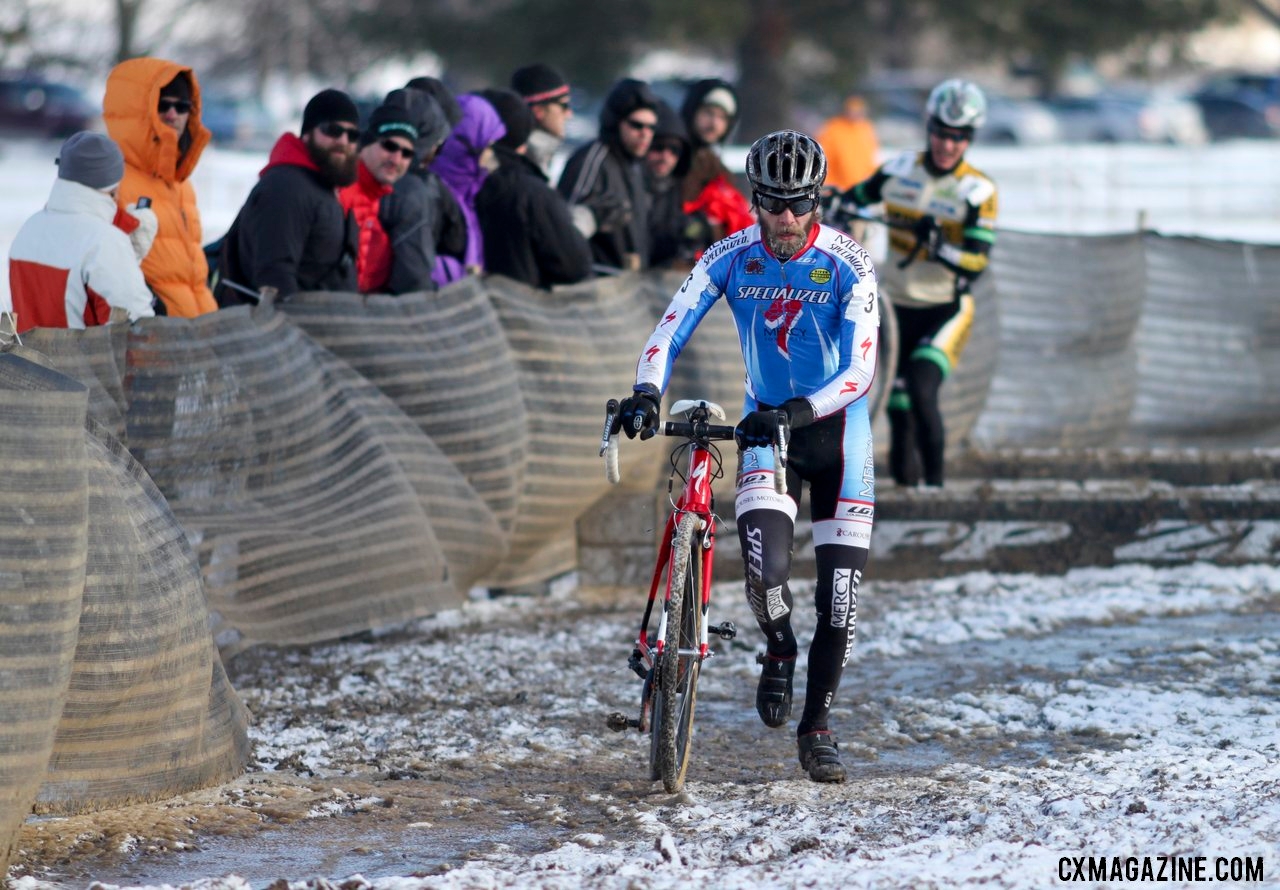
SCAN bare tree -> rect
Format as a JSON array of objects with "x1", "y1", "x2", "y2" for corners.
[{"x1": 115, "y1": 0, "x2": 144, "y2": 62}]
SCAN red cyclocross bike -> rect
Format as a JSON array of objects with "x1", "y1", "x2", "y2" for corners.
[{"x1": 602, "y1": 398, "x2": 787, "y2": 792}]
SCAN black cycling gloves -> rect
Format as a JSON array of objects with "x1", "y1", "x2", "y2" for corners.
[
  {"x1": 617, "y1": 390, "x2": 660, "y2": 440},
  {"x1": 912, "y1": 214, "x2": 943, "y2": 258},
  {"x1": 734, "y1": 398, "x2": 814, "y2": 449}
]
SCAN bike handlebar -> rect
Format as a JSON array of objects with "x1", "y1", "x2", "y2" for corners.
[
  {"x1": 660, "y1": 421, "x2": 735, "y2": 440},
  {"x1": 602, "y1": 401, "x2": 788, "y2": 495}
]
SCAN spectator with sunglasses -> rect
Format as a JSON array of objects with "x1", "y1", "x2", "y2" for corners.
[
  {"x1": 642, "y1": 98, "x2": 696, "y2": 269},
  {"x1": 557, "y1": 78, "x2": 659, "y2": 272},
  {"x1": 838, "y1": 78, "x2": 997, "y2": 488},
  {"x1": 216, "y1": 89, "x2": 360, "y2": 304},
  {"x1": 510, "y1": 63, "x2": 574, "y2": 178},
  {"x1": 338, "y1": 102, "x2": 422, "y2": 293},
  {"x1": 103, "y1": 58, "x2": 216, "y2": 317}
]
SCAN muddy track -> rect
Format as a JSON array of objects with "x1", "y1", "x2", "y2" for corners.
[{"x1": 12, "y1": 577, "x2": 1280, "y2": 887}]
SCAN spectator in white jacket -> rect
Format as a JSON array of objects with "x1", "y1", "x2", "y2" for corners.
[{"x1": 8, "y1": 131, "x2": 156, "y2": 333}]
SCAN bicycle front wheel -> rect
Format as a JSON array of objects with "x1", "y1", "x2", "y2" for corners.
[{"x1": 651, "y1": 511, "x2": 704, "y2": 793}]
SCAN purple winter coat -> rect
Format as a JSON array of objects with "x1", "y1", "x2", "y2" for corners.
[{"x1": 430, "y1": 94, "x2": 506, "y2": 285}]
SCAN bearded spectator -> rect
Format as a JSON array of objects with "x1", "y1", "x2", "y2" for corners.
[{"x1": 216, "y1": 88, "x2": 359, "y2": 304}]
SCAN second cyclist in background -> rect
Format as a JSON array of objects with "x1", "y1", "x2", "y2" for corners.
[
  {"x1": 840, "y1": 79, "x2": 998, "y2": 488},
  {"x1": 615, "y1": 131, "x2": 880, "y2": 783}
]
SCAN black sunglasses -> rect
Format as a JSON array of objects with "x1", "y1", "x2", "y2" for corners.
[
  {"x1": 157, "y1": 98, "x2": 192, "y2": 114},
  {"x1": 379, "y1": 139, "x2": 416, "y2": 159},
  {"x1": 928, "y1": 122, "x2": 973, "y2": 143},
  {"x1": 318, "y1": 121, "x2": 360, "y2": 142},
  {"x1": 755, "y1": 192, "x2": 819, "y2": 216},
  {"x1": 623, "y1": 118, "x2": 656, "y2": 132}
]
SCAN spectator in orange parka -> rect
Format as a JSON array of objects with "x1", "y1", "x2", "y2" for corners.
[
  {"x1": 816, "y1": 94, "x2": 880, "y2": 191},
  {"x1": 103, "y1": 57, "x2": 218, "y2": 317}
]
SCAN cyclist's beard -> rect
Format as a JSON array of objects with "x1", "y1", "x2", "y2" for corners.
[{"x1": 763, "y1": 211, "x2": 819, "y2": 261}]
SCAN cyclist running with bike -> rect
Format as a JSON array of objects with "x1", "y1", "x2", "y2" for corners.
[
  {"x1": 614, "y1": 131, "x2": 879, "y2": 783},
  {"x1": 838, "y1": 79, "x2": 997, "y2": 488}
]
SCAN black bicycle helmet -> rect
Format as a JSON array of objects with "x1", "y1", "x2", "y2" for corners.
[{"x1": 746, "y1": 129, "x2": 827, "y2": 198}]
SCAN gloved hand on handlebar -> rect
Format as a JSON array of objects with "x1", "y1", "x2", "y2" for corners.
[
  {"x1": 912, "y1": 214, "x2": 943, "y2": 258},
  {"x1": 617, "y1": 389, "x2": 660, "y2": 440},
  {"x1": 734, "y1": 398, "x2": 815, "y2": 449}
]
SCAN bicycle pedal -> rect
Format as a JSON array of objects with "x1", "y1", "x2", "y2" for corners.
[
  {"x1": 709, "y1": 621, "x2": 737, "y2": 640},
  {"x1": 606, "y1": 711, "x2": 640, "y2": 732}
]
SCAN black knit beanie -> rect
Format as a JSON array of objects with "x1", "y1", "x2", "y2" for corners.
[
  {"x1": 510, "y1": 63, "x2": 570, "y2": 105},
  {"x1": 360, "y1": 103, "x2": 421, "y2": 147},
  {"x1": 478, "y1": 88, "x2": 533, "y2": 150},
  {"x1": 301, "y1": 88, "x2": 359, "y2": 135}
]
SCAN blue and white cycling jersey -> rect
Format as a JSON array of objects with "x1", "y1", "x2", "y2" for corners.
[{"x1": 635, "y1": 222, "x2": 880, "y2": 418}]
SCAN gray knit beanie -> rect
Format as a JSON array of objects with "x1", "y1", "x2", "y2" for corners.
[{"x1": 56, "y1": 131, "x2": 124, "y2": 190}]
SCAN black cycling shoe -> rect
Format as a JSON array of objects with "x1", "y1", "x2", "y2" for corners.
[
  {"x1": 797, "y1": 730, "x2": 846, "y2": 783},
  {"x1": 755, "y1": 653, "x2": 795, "y2": 728}
]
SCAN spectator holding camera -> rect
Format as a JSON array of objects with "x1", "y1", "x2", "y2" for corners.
[{"x1": 9, "y1": 132, "x2": 155, "y2": 332}]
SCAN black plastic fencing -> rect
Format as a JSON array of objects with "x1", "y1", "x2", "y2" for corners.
[{"x1": 4, "y1": 229, "x2": 1280, "y2": 859}]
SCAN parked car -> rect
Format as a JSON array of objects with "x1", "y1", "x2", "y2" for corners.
[
  {"x1": 1046, "y1": 89, "x2": 1207, "y2": 144},
  {"x1": 200, "y1": 93, "x2": 277, "y2": 151},
  {"x1": 1192, "y1": 73, "x2": 1280, "y2": 140},
  {"x1": 0, "y1": 74, "x2": 96, "y2": 138},
  {"x1": 861, "y1": 74, "x2": 1060, "y2": 147}
]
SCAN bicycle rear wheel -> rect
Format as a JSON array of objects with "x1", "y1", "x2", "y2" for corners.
[{"x1": 650, "y1": 511, "x2": 703, "y2": 793}]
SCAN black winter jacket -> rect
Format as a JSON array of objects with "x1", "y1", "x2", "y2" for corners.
[
  {"x1": 476, "y1": 146, "x2": 593, "y2": 289},
  {"x1": 220, "y1": 133, "x2": 356, "y2": 302},
  {"x1": 409, "y1": 165, "x2": 467, "y2": 273},
  {"x1": 557, "y1": 79, "x2": 658, "y2": 271}
]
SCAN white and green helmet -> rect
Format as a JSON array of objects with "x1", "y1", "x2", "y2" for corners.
[{"x1": 925, "y1": 79, "x2": 987, "y2": 131}]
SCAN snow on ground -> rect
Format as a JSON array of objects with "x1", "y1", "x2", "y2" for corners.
[{"x1": 10, "y1": 563, "x2": 1279, "y2": 889}]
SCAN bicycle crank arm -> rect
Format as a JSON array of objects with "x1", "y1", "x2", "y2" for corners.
[
  {"x1": 708, "y1": 621, "x2": 737, "y2": 640},
  {"x1": 606, "y1": 711, "x2": 642, "y2": 732}
]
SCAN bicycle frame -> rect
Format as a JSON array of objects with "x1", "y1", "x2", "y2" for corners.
[
  {"x1": 602, "y1": 397, "x2": 785, "y2": 790},
  {"x1": 637, "y1": 413, "x2": 721, "y2": 698}
]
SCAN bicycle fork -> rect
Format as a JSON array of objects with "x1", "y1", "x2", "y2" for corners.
[{"x1": 606, "y1": 514, "x2": 736, "y2": 734}]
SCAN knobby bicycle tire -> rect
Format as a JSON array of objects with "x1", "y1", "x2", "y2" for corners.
[
  {"x1": 868, "y1": 289, "x2": 898, "y2": 422},
  {"x1": 652, "y1": 511, "x2": 703, "y2": 792}
]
